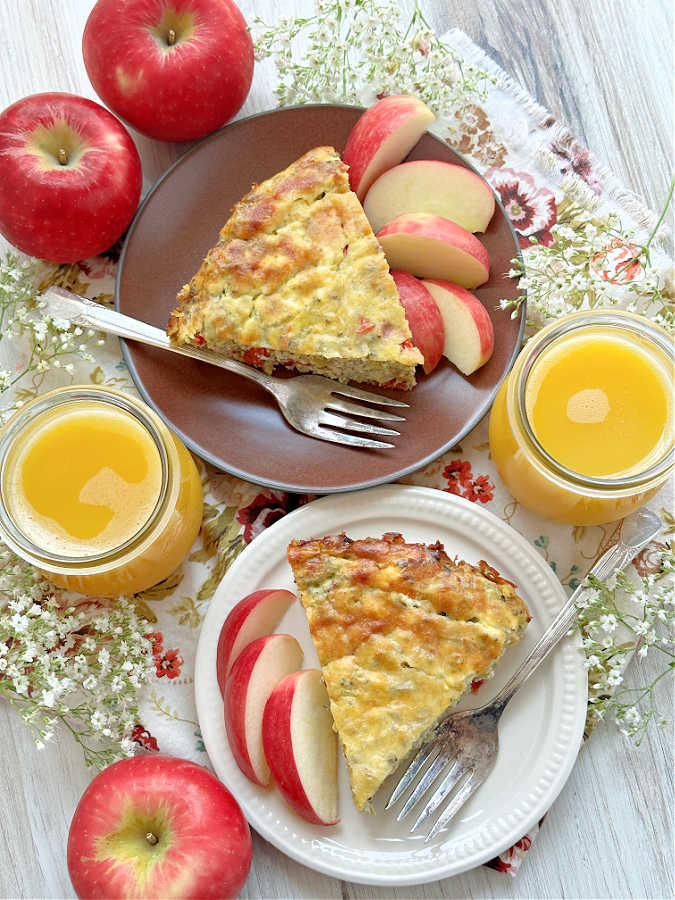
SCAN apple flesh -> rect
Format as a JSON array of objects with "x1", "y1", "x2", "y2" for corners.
[
  {"x1": 216, "y1": 589, "x2": 296, "y2": 695},
  {"x1": 224, "y1": 634, "x2": 303, "y2": 786},
  {"x1": 377, "y1": 214, "x2": 490, "y2": 288},
  {"x1": 262, "y1": 669, "x2": 339, "y2": 826},
  {"x1": 390, "y1": 270, "x2": 444, "y2": 374},
  {"x1": 0, "y1": 92, "x2": 142, "y2": 263},
  {"x1": 364, "y1": 159, "x2": 495, "y2": 234},
  {"x1": 343, "y1": 95, "x2": 435, "y2": 201},
  {"x1": 67, "y1": 755, "x2": 252, "y2": 900},
  {"x1": 422, "y1": 279, "x2": 495, "y2": 375},
  {"x1": 83, "y1": 0, "x2": 254, "y2": 142}
]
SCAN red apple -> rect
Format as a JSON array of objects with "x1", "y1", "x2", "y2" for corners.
[
  {"x1": 224, "y1": 634, "x2": 303, "y2": 786},
  {"x1": 0, "y1": 92, "x2": 142, "y2": 263},
  {"x1": 217, "y1": 589, "x2": 296, "y2": 695},
  {"x1": 422, "y1": 279, "x2": 495, "y2": 374},
  {"x1": 377, "y1": 214, "x2": 490, "y2": 288},
  {"x1": 390, "y1": 270, "x2": 444, "y2": 374},
  {"x1": 262, "y1": 669, "x2": 339, "y2": 826},
  {"x1": 364, "y1": 159, "x2": 495, "y2": 234},
  {"x1": 82, "y1": 0, "x2": 254, "y2": 142},
  {"x1": 343, "y1": 95, "x2": 435, "y2": 200},
  {"x1": 67, "y1": 755, "x2": 251, "y2": 900}
]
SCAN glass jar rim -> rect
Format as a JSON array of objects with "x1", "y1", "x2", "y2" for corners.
[
  {"x1": 512, "y1": 309, "x2": 674, "y2": 491},
  {"x1": 0, "y1": 387, "x2": 170, "y2": 566}
]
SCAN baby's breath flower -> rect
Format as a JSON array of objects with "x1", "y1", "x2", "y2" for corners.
[
  {"x1": 0, "y1": 545, "x2": 154, "y2": 767},
  {"x1": 574, "y1": 543, "x2": 674, "y2": 745},
  {"x1": 252, "y1": 0, "x2": 493, "y2": 114}
]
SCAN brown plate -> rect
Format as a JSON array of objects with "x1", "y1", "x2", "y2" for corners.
[{"x1": 116, "y1": 104, "x2": 524, "y2": 494}]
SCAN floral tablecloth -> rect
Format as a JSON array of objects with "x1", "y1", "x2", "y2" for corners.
[{"x1": 2, "y1": 22, "x2": 673, "y2": 880}]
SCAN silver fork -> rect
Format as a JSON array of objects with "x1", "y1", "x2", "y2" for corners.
[
  {"x1": 41, "y1": 287, "x2": 408, "y2": 449},
  {"x1": 385, "y1": 508, "x2": 662, "y2": 841}
]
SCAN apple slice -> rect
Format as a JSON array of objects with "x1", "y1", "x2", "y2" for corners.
[
  {"x1": 224, "y1": 634, "x2": 303, "y2": 787},
  {"x1": 343, "y1": 95, "x2": 436, "y2": 201},
  {"x1": 377, "y1": 214, "x2": 490, "y2": 288},
  {"x1": 364, "y1": 159, "x2": 495, "y2": 234},
  {"x1": 216, "y1": 589, "x2": 296, "y2": 694},
  {"x1": 390, "y1": 270, "x2": 444, "y2": 374},
  {"x1": 422, "y1": 279, "x2": 495, "y2": 375},
  {"x1": 262, "y1": 670, "x2": 338, "y2": 826}
]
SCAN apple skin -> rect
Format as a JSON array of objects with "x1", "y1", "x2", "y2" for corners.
[
  {"x1": 422, "y1": 279, "x2": 495, "y2": 375},
  {"x1": 364, "y1": 158, "x2": 496, "y2": 234},
  {"x1": 262, "y1": 669, "x2": 339, "y2": 826},
  {"x1": 377, "y1": 214, "x2": 490, "y2": 288},
  {"x1": 83, "y1": 0, "x2": 254, "y2": 142},
  {"x1": 343, "y1": 95, "x2": 435, "y2": 200},
  {"x1": 67, "y1": 755, "x2": 252, "y2": 900},
  {"x1": 0, "y1": 92, "x2": 142, "y2": 263},
  {"x1": 224, "y1": 633, "x2": 303, "y2": 786},
  {"x1": 390, "y1": 270, "x2": 444, "y2": 374},
  {"x1": 216, "y1": 589, "x2": 296, "y2": 695}
]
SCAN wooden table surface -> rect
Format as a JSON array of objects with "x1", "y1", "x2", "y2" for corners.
[{"x1": 0, "y1": 1, "x2": 672, "y2": 898}]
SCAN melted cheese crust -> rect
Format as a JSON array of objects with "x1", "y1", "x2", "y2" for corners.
[
  {"x1": 167, "y1": 146, "x2": 422, "y2": 387},
  {"x1": 287, "y1": 532, "x2": 530, "y2": 812}
]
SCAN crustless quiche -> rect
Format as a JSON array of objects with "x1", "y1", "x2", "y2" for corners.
[
  {"x1": 167, "y1": 146, "x2": 423, "y2": 388},
  {"x1": 287, "y1": 532, "x2": 530, "y2": 813}
]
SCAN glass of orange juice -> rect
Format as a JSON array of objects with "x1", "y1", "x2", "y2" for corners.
[
  {"x1": 0, "y1": 386, "x2": 203, "y2": 596},
  {"x1": 489, "y1": 310, "x2": 673, "y2": 525}
]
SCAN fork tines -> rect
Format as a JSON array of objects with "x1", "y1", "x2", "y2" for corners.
[
  {"x1": 315, "y1": 384, "x2": 408, "y2": 449},
  {"x1": 385, "y1": 741, "x2": 478, "y2": 842},
  {"x1": 331, "y1": 384, "x2": 409, "y2": 408}
]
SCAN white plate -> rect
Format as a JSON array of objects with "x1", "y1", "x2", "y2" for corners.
[{"x1": 195, "y1": 485, "x2": 587, "y2": 886}]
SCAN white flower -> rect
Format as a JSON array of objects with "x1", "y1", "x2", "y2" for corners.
[
  {"x1": 90, "y1": 711, "x2": 106, "y2": 731},
  {"x1": 9, "y1": 613, "x2": 28, "y2": 633},
  {"x1": 606, "y1": 670, "x2": 623, "y2": 687}
]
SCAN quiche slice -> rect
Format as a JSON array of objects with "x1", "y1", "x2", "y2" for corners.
[
  {"x1": 287, "y1": 532, "x2": 530, "y2": 813},
  {"x1": 167, "y1": 146, "x2": 423, "y2": 388}
]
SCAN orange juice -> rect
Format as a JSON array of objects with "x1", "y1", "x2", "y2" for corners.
[
  {"x1": 7, "y1": 402, "x2": 163, "y2": 557},
  {"x1": 489, "y1": 311, "x2": 674, "y2": 524},
  {"x1": 0, "y1": 387, "x2": 203, "y2": 595}
]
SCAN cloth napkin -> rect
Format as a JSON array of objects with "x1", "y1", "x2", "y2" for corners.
[{"x1": 6, "y1": 27, "x2": 672, "y2": 879}]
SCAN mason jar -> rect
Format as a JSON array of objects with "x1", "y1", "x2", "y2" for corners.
[
  {"x1": 489, "y1": 310, "x2": 673, "y2": 525},
  {"x1": 0, "y1": 385, "x2": 203, "y2": 595}
]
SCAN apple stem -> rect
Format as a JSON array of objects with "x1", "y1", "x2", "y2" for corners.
[
  {"x1": 57, "y1": 148, "x2": 68, "y2": 166},
  {"x1": 145, "y1": 832, "x2": 159, "y2": 846},
  {"x1": 167, "y1": 27, "x2": 176, "y2": 45}
]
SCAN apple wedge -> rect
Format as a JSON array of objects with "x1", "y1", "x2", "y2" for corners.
[
  {"x1": 364, "y1": 159, "x2": 495, "y2": 234},
  {"x1": 391, "y1": 270, "x2": 444, "y2": 374},
  {"x1": 343, "y1": 95, "x2": 435, "y2": 201},
  {"x1": 422, "y1": 279, "x2": 495, "y2": 375},
  {"x1": 377, "y1": 214, "x2": 490, "y2": 288},
  {"x1": 216, "y1": 589, "x2": 296, "y2": 694},
  {"x1": 262, "y1": 669, "x2": 339, "y2": 826},
  {"x1": 224, "y1": 634, "x2": 303, "y2": 787}
]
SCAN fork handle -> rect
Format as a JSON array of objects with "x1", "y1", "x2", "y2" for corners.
[
  {"x1": 41, "y1": 286, "x2": 277, "y2": 393},
  {"x1": 490, "y1": 509, "x2": 662, "y2": 711}
]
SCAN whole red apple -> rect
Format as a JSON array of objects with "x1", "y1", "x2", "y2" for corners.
[
  {"x1": 0, "y1": 92, "x2": 142, "y2": 263},
  {"x1": 67, "y1": 755, "x2": 252, "y2": 900},
  {"x1": 83, "y1": 0, "x2": 254, "y2": 142}
]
